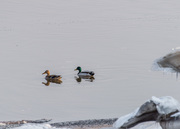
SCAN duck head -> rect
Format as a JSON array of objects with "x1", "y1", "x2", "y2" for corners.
[
  {"x1": 42, "y1": 70, "x2": 50, "y2": 76},
  {"x1": 74, "y1": 66, "x2": 82, "y2": 73}
]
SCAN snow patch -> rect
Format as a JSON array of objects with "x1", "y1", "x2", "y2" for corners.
[
  {"x1": 172, "y1": 47, "x2": 180, "y2": 51},
  {"x1": 12, "y1": 124, "x2": 71, "y2": 129},
  {"x1": 113, "y1": 108, "x2": 139, "y2": 128},
  {"x1": 0, "y1": 123, "x2": 6, "y2": 126},
  {"x1": 151, "y1": 96, "x2": 180, "y2": 115}
]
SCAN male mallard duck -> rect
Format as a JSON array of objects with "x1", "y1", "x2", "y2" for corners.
[
  {"x1": 42, "y1": 70, "x2": 62, "y2": 81},
  {"x1": 74, "y1": 66, "x2": 95, "y2": 77}
]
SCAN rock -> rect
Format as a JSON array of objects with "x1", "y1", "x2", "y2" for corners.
[{"x1": 157, "y1": 51, "x2": 180, "y2": 72}]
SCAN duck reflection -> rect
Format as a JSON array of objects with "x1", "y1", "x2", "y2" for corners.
[
  {"x1": 75, "y1": 76, "x2": 95, "y2": 83},
  {"x1": 42, "y1": 79, "x2": 62, "y2": 86}
]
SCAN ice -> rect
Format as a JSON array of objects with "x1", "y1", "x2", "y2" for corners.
[{"x1": 151, "y1": 96, "x2": 180, "y2": 115}]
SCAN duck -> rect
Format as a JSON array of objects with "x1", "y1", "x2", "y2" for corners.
[
  {"x1": 74, "y1": 66, "x2": 95, "y2": 77},
  {"x1": 42, "y1": 70, "x2": 62, "y2": 81}
]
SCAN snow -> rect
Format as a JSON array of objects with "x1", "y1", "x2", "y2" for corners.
[
  {"x1": 172, "y1": 47, "x2": 180, "y2": 51},
  {"x1": 0, "y1": 123, "x2": 6, "y2": 126},
  {"x1": 171, "y1": 112, "x2": 180, "y2": 117},
  {"x1": 113, "y1": 108, "x2": 139, "y2": 128},
  {"x1": 151, "y1": 96, "x2": 180, "y2": 115},
  {"x1": 12, "y1": 124, "x2": 71, "y2": 129}
]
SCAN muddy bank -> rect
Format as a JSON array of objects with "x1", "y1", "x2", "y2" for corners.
[{"x1": 51, "y1": 118, "x2": 117, "y2": 129}]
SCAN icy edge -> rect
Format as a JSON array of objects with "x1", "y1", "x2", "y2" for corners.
[
  {"x1": 151, "y1": 96, "x2": 180, "y2": 115},
  {"x1": 113, "y1": 108, "x2": 139, "y2": 128}
]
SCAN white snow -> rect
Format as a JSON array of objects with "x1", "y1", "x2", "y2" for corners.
[
  {"x1": 0, "y1": 123, "x2": 6, "y2": 126},
  {"x1": 171, "y1": 112, "x2": 180, "y2": 117},
  {"x1": 113, "y1": 108, "x2": 139, "y2": 128},
  {"x1": 151, "y1": 96, "x2": 180, "y2": 115},
  {"x1": 11, "y1": 124, "x2": 71, "y2": 129},
  {"x1": 172, "y1": 47, "x2": 180, "y2": 51}
]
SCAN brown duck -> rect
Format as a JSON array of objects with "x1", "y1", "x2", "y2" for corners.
[{"x1": 42, "y1": 70, "x2": 62, "y2": 81}]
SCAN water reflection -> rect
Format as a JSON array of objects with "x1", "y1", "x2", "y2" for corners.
[
  {"x1": 42, "y1": 80, "x2": 62, "y2": 86},
  {"x1": 74, "y1": 76, "x2": 95, "y2": 83}
]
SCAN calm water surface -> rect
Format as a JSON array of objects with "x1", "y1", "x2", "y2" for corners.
[{"x1": 1, "y1": 0, "x2": 180, "y2": 123}]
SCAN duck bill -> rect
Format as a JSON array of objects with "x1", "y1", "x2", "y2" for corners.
[
  {"x1": 42, "y1": 72, "x2": 45, "y2": 75},
  {"x1": 74, "y1": 69, "x2": 77, "y2": 71}
]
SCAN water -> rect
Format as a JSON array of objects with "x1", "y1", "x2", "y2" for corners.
[{"x1": 1, "y1": 0, "x2": 180, "y2": 127}]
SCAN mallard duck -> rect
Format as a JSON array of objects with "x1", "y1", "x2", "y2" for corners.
[
  {"x1": 74, "y1": 66, "x2": 95, "y2": 77},
  {"x1": 42, "y1": 70, "x2": 62, "y2": 81}
]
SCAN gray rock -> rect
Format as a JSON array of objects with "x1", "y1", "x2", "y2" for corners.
[{"x1": 157, "y1": 51, "x2": 180, "y2": 72}]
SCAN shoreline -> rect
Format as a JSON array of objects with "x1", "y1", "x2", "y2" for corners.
[
  {"x1": 51, "y1": 118, "x2": 117, "y2": 129},
  {"x1": 0, "y1": 118, "x2": 118, "y2": 129}
]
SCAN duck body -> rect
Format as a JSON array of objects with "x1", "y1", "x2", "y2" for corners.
[
  {"x1": 78, "y1": 70, "x2": 95, "y2": 76},
  {"x1": 45, "y1": 75, "x2": 62, "y2": 81},
  {"x1": 42, "y1": 70, "x2": 62, "y2": 81},
  {"x1": 75, "y1": 66, "x2": 95, "y2": 77}
]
